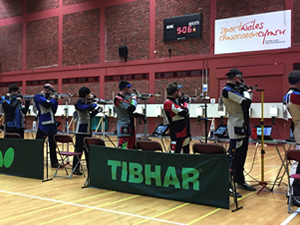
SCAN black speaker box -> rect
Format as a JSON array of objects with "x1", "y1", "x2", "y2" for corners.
[{"x1": 119, "y1": 46, "x2": 128, "y2": 57}]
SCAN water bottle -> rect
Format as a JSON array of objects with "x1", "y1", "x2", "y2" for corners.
[
  {"x1": 170, "y1": 141, "x2": 176, "y2": 153},
  {"x1": 32, "y1": 120, "x2": 36, "y2": 131}
]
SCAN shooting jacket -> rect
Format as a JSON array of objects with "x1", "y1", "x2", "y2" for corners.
[
  {"x1": 222, "y1": 83, "x2": 252, "y2": 139},
  {"x1": 114, "y1": 93, "x2": 137, "y2": 137},
  {"x1": 75, "y1": 99, "x2": 98, "y2": 135},
  {"x1": 283, "y1": 88, "x2": 300, "y2": 144}
]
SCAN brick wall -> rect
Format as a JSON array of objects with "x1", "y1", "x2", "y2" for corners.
[
  {"x1": 155, "y1": 0, "x2": 210, "y2": 58},
  {"x1": 63, "y1": 0, "x2": 91, "y2": 6},
  {"x1": 26, "y1": 84, "x2": 58, "y2": 95},
  {"x1": 294, "y1": 0, "x2": 300, "y2": 45},
  {"x1": 105, "y1": 0, "x2": 150, "y2": 62},
  {"x1": 216, "y1": 0, "x2": 284, "y2": 19},
  {"x1": 26, "y1": 17, "x2": 59, "y2": 70},
  {"x1": 0, "y1": 0, "x2": 23, "y2": 19},
  {"x1": 27, "y1": 0, "x2": 59, "y2": 14},
  {"x1": 0, "y1": 23, "x2": 23, "y2": 72},
  {"x1": 63, "y1": 9, "x2": 100, "y2": 66}
]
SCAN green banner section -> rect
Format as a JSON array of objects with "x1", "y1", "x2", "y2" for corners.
[
  {"x1": 0, "y1": 138, "x2": 44, "y2": 179},
  {"x1": 89, "y1": 146, "x2": 229, "y2": 209}
]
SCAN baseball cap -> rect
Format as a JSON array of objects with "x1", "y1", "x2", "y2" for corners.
[{"x1": 225, "y1": 68, "x2": 243, "y2": 78}]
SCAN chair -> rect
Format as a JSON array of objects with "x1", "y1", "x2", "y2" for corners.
[
  {"x1": 5, "y1": 133, "x2": 22, "y2": 139},
  {"x1": 82, "y1": 137, "x2": 106, "y2": 187},
  {"x1": 135, "y1": 140, "x2": 163, "y2": 152},
  {"x1": 192, "y1": 143, "x2": 242, "y2": 212},
  {"x1": 285, "y1": 149, "x2": 300, "y2": 213},
  {"x1": 53, "y1": 134, "x2": 85, "y2": 180},
  {"x1": 193, "y1": 143, "x2": 226, "y2": 154}
]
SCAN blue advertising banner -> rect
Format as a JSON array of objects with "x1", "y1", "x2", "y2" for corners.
[{"x1": 89, "y1": 146, "x2": 229, "y2": 209}]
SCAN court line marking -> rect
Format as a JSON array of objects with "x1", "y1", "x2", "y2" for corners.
[
  {"x1": 0, "y1": 190, "x2": 185, "y2": 225},
  {"x1": 280, "y1": 208, "x2": 300, "y2": 225},
  {"x1": 41, "y1": 195, "x2": 141, "y2": 225},
  {"x1": 245, "y1": 153, "x2": 281, "y2": 165},
  {"x1": 0, "y1": 191, "x2": 116, "y2": 222},
  {"x1": 187, "y1": 192, "x2": 255, "y2": 225},
  {"x1": 132, "y1": 202, "x2": 189, "y2": 225},
  {"x1": 253, "y1": 166, "x2": 280, "y2": 178}
]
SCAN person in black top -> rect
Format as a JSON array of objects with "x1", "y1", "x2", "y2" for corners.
[{"x1": 0, "y1": 84, "x2": 30, "y2": 138}]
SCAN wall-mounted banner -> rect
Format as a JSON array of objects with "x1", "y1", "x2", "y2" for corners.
[
  {"x1": 89, "y1": 146, "x2": 229, "y2": 209},
  {"x1": 215, "y1": 10, "x2": 291, "y2": 54},
  {"x1": 0, "y1": 138, "x2": 44, "y2": 179}
]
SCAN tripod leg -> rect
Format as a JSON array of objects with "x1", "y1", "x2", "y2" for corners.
[
  {"x1": 230, "y1": 170, "x2": 243, "y2": 212},
  {"x1": 42, "y1": 138, "x2": 53, "y2": 182},
  {"x1": 105, "y1": 134, "x2": 116, "y2": 148}
]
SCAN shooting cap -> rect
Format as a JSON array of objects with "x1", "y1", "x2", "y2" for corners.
[
  {"x1": 166, "y1": 82, "x2": 182, "y2": 95},
  {"x1": 119, "y1": 80, "x2": 132, "y2": 89},
  {"x1": 225, "y1": 68, "x2": 243, "y2": 78},
  {"x1": 44, "y1": 83, "x2": 55, "y2": 92},
  {"x1": 288, "y1": 70, "x2": 300, "y2": 85}
]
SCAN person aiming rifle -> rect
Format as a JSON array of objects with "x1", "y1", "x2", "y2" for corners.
[
  {"x1": 221, "y1": 68, "x2": 256, "y2": 198},
  {"x1": 0, "y1": 84, "x2": 30, "y2": 138},
  {"x1": 34, "y1": 84, "x2": 59, "y2": 168},
  {"x1": 163, "y1": 82, "x2": 191, "y2": 154}
]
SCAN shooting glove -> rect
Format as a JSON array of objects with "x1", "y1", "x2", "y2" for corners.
[{"x1": 180, "y1": 95, "x2": 190, "y2": 104}]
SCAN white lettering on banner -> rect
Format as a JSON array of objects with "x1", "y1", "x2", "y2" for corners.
[{"x1": 215, "y1": 10, "x2": 291, "y2": 54}]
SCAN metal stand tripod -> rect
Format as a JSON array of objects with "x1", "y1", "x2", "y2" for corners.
[
  {"x1": 254, "y1": 89, "x2": 272, "y2": 194},
  {"x1": 42, "y1": 137, "x2": 53, "y2": 182},
  {"x1": 140, "y1": 98, "x2": 149, "y2": 140}
]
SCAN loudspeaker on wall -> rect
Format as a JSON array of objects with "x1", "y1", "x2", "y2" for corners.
[{"x1": 119, "y1": 46, "x2": 128, "y2": 58}]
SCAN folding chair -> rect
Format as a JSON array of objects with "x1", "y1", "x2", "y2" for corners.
[
  {"x1": 53, "y1": 134, "x2": 85, "y2": 180},
  {"x1": 285, "y1": 149, "x2": 300, "y2": 213},
  {"x1": 192, "y1": 143, "x2": 242, "y2": 212},
  {"x1": 82, "y1": 137, "x2": 105, "y2": 187},
  {"x1": 5, "y1": 133, "x2": 22, "y2": 139},
  {"x1": 135, "y1": 140, "x2": 163, "y2": 152}
]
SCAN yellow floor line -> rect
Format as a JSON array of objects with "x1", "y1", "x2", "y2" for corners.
[
  {"x1": 132, "y1": 202, "x2": 189, "y2": 225},
  {"x1": 0, "y1": 191, "x2": 115, "y2": 223},
  {"x1": 187, "y1": 191, "x2": 255, "y2": 224},
  {"x1": 40, "y1": 195, "x2": 140, "y2": 224}
]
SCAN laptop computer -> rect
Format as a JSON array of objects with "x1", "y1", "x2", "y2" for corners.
[
  {"x1": 255, "y1": 126, "x2": 273, "y2": 140},
  {"x1": 286, "y1": 126, "x2": 295, "y2": 142},
  {"x1": 152, "y1": 124, "x2": 169, "y2": 137},
  {"x1": 214, "y1": 125, "x2": 228, "y2": 138}
]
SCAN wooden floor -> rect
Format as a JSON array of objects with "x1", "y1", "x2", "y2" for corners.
[{"x1": 0, "y1": 134, "x2": 300, "y2": 225}]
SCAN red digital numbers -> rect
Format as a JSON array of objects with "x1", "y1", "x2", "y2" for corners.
[{"x1": 177, "y1": 25, "x2": 193, "y2": 35}]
